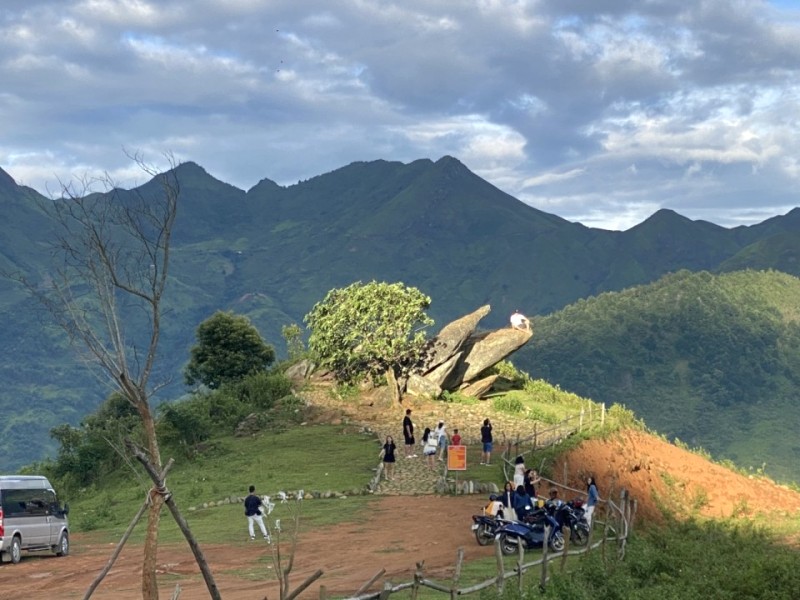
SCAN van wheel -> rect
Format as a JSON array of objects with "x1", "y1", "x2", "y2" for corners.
[
  {"x1": 55, "y1": 532, "x2": 70, "y2": 557},
  {"x1": 10, "y1": 536, "x2": 22, "y2": 564}
]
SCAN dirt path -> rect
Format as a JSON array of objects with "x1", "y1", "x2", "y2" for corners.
[{"x1": 4, "y1": 495, "x2": 495, "y2": 600}]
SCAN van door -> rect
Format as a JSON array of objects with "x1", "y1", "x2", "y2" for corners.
[{"x1": 44, "y1": 489, "x2": 65, "y2": 545}]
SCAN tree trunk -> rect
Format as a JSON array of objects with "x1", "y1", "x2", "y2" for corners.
[{"x1": 139, "y1": 395, "x2": 163, "y2": 600}]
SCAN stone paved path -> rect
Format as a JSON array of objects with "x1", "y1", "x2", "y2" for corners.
[{"x1": 300, "y1": 382, "x2": 516, "y2": 496}]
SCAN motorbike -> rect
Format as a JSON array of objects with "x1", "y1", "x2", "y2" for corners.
[
  {"x1": 471, "y1": 497, "x2": 511, "y2": 545},
  {"x1": 471, "y1": 513, "x2": 507, "y2": 545},
  {"x1": 495, "y1": 507, "x2": 565, "y2": 555},
  {"x1": 546, "y1": 499, "x2": 591, "y2": 547}
]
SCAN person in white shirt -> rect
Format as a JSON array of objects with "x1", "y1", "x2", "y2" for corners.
[
  {"x1": 433, "y1": 421, "x2": 449, "y2": 462},
  {"x1": 510, "y1": 310, "x2": 530, "y2": 331}
]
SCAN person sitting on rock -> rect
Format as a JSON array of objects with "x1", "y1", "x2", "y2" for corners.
[{"x1": 510, "y1": 310, "x2": 530, "y2": 331}]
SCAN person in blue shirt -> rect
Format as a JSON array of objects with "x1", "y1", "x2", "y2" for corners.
[
  {"x1": 513, "y1": 485, "x2": 534, "y2": 521},
  {"x1": 585, "y1": 476, "x2": 599, "y2": 526},
  {"x1": 244, "y1": 485, "x2": 270, "y2": 542}
]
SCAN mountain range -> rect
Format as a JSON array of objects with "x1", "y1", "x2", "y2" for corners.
[{"x1": 1, "y1": 156, "x2": 799, "y2": 474}]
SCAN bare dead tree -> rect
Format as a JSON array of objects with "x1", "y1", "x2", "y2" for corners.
[
  {"x1": 9, "y1": 153, "x2": 217, "y2": 599},
  {"x1": 266, "y1": 497, "x2": 323, "y2": 600}
]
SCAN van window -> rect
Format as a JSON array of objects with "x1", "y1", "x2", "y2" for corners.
[{"x1": 1, "y1": 489, "x2": 50, "y2": 517}]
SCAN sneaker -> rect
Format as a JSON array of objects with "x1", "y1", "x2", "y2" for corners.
[
  {"x1": 249, "y1": 536, "x2": 255, "y2": 541},
  {"x1": 264, "y1": 536, "x2": 271, "y2": 543},
  {"x1": 411, "y1": 454, "x2": 418, "y2": 458},
  {"x1": 480, "y1": 462, "x2": 485, "y2": 465}
]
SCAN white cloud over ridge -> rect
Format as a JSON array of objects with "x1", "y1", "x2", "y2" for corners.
[{"x1": 1, "y1": 0, "x2": 799, "y2": 230}]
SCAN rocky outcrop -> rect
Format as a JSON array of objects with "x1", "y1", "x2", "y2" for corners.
[
  {"x1": 420, "y1": 305, "x2": 491, "y2": 372},
  {"x1": 460, "y1": 374, "x2": 499, "y2": 398},
  {"x1": 406, "y1": 305, "x2": 532, "y2": 397},
  {"x1": 442, "y1": 328, "x2": 533, "y2": 389}
]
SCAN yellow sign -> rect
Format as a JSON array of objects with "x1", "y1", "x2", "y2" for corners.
[{"x1": 447, "y1": 445, "x2": 467, "y2": 471}]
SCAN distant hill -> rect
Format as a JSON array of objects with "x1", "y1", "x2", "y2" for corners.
[
  {"x1": 1, "y1": 157, "x2": 799, "y2": 472},
  {"x1": 518, "y1": 269, "x2": 800, "y2": 482}
]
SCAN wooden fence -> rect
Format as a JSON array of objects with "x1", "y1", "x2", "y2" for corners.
[{"x1": 326, "y1": 488, "x2": 634, "y2": 600}]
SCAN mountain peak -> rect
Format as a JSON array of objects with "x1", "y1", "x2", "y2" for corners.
[{"x1": 0, "y1": 167, "x2": 18, "y2": 193}]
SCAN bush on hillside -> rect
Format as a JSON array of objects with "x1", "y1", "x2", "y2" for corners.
[
  {"x1": 304, "y1": 280, "x2": 434, "y2": 382},
  {"x1": 185, "y1": 310, "x2": 276, "y2": 389}
]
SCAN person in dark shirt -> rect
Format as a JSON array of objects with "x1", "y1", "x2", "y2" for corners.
[
  {"x1": 379, "y1": 435, "x2": 397, "y2": 480},
  {"x1": 480, "y1": 418, "x2": 493, "y2": 465},
  {"x1": 244, "y1": 485, "x2": 270, "y2": 541},
  {"x1": 403, "y1": 408, "x2": 416, "y2": 458}
]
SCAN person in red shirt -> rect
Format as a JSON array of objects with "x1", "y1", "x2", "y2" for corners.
[{"x1": 451, "y1": 428, "x2": 462, "y2": 446}]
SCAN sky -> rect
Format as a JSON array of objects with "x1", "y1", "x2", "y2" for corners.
[{"x1": 2, "y1": 0, "x2": 800, "y2": 231}]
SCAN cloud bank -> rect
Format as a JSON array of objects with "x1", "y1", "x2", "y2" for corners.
[{"x1": 2, "y1": 0, "x2": 799, "y2": 230}]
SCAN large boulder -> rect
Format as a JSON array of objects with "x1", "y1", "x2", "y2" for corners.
[
  {"x1": 421, "y1": 305, "x2": 491, "y2": 372},
  {"x1": 405, "y1": 373, "x2": 442, "y2": 398},
  {"x1": 442, "y1": 328, "x2": 533, "y2": 389},
  {"x1": 422, "y1": 351, "x2": 462, "y2": 388},
  {"x1": 460, "y1": 374, "x2": 499, "y2": 398}
]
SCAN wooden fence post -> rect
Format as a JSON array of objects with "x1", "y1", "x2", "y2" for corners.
[
  {"x1": 378, "y1": 581, "x2": 392, "y2": 600},
  {"x1": 450, "y1": 548, "x2": 464, "y2": 600},
  {"x1": 560, "y1": 526, "x2": 570, "y2": 572},
  {"x1": 601, "y1": 403, "x2": 606, "y2": 426},
  {"x1": 579, "y1": 407, "x2": 584, "y2": 432},
  {"x1": 539, "y1": 524, "x2": 550, "y2": 591},
  {"x1": 410, "y1": 561, "x2": 424, "y2": 600},
  {"x1": 318, "y1": 585, "x2": 327, "y2": 600},
  {"x1": 494, "y1": 536, "x2": 505, "y2": 594}
]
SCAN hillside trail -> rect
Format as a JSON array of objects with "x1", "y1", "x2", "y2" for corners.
[{"x1": 6, "y1": 383, "x2": 800, "y2": 600}]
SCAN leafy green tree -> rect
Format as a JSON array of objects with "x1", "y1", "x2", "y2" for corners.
[
  {"x1": 304, "y1": 280, "x2": 434, "y2": 382},
  {"x1": 185, "y1": 311, "x2": 275, "y2": 389},
  {"x1": 281, "y1": 323, "x2": 306, "y2": 361}
]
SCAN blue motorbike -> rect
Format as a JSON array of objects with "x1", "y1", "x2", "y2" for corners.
[{"x1": 495, "y1": 507, "x2": 565, "y2": 555}]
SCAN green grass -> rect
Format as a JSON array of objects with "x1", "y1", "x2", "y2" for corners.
[{"x1": 68, "y1": 423, "x2": 380, "y2": 540}]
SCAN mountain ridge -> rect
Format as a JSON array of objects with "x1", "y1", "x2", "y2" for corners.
[{"x1": 1, "y1": 156, "x2": 799, "y2": 473}]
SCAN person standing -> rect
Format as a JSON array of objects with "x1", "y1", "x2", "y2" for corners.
[
  {"x1": 524, "y1": 469, "x2": 540, "y2": 498},
  {"x1": 513, "y1": 456, "x2": 526, "y2": 488},
  {"x1": 244, "y1": 485, "x2": 270, "y2": 541},
  {"x1": 451, "y1": 428, "x2": 462, "y2": 446},
  {"x1": 585, "y1": 476, "x2": 599, "y2": 526},
  {"x1": 379, "y1": 435, "x2": 397, "y2": 480},
  {"x1": 500, "y1": 481, "x2": 518, "y2": 521},
  {"x1": 403, "y1": 408, "x2": 416, "y2": 458},
  {"x1": 433, "y1": 420, "x2": 449, "y2": 462},
  {"x1": 513, "y1": 485, "x2": 534, "y2": 521},
  {"x1": 480, "y1": 418, "x2": 493, "y2": 465},
  {"x1": 422, "y1": 427, "x2": 438, "y2": 468}
]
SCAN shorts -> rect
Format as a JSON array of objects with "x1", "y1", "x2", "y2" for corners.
[
  {"x1": 438, "y1": 436, "x2": 448, "y2": 448},
  {"x1": 483, "y1": 442, "x2": 493, "y2": 453},
  {"x1": 404, "y1": 435, "x2": 415, "y2": 445}
]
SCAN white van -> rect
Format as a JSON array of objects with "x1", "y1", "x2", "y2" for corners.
[{"x1": 0, "y1": 475, "x2": 70, "y2": 564}]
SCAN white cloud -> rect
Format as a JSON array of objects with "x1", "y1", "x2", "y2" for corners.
[{"x1": 0, "y1": 0, "x2": 799, "y2": 230}]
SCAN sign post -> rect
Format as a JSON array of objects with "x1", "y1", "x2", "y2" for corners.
[{"x1": 447, "y1": 445, "x2": 467, "y2": 494}]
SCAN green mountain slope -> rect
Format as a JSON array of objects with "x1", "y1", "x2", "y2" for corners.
[
  {"x1": 1, "y1": 158, "x2": 800, "y2": 473},
  {"x1": 518, "y1": 269, "x2": 800, "y2": 481}
]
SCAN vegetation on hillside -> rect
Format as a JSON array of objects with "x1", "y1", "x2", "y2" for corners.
[
  {"x1": 519, "y1": 269, "x2": 800, "y2": 482},
  {"x1": 3, "y1": 158, "x2": 800, "y2": 471},
  {"x1": 304, "y1": 280, "x2": 434, "y2": 382},
  {"x1": 185, "y1": 310, "x2": 276, "y2": 389}
]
